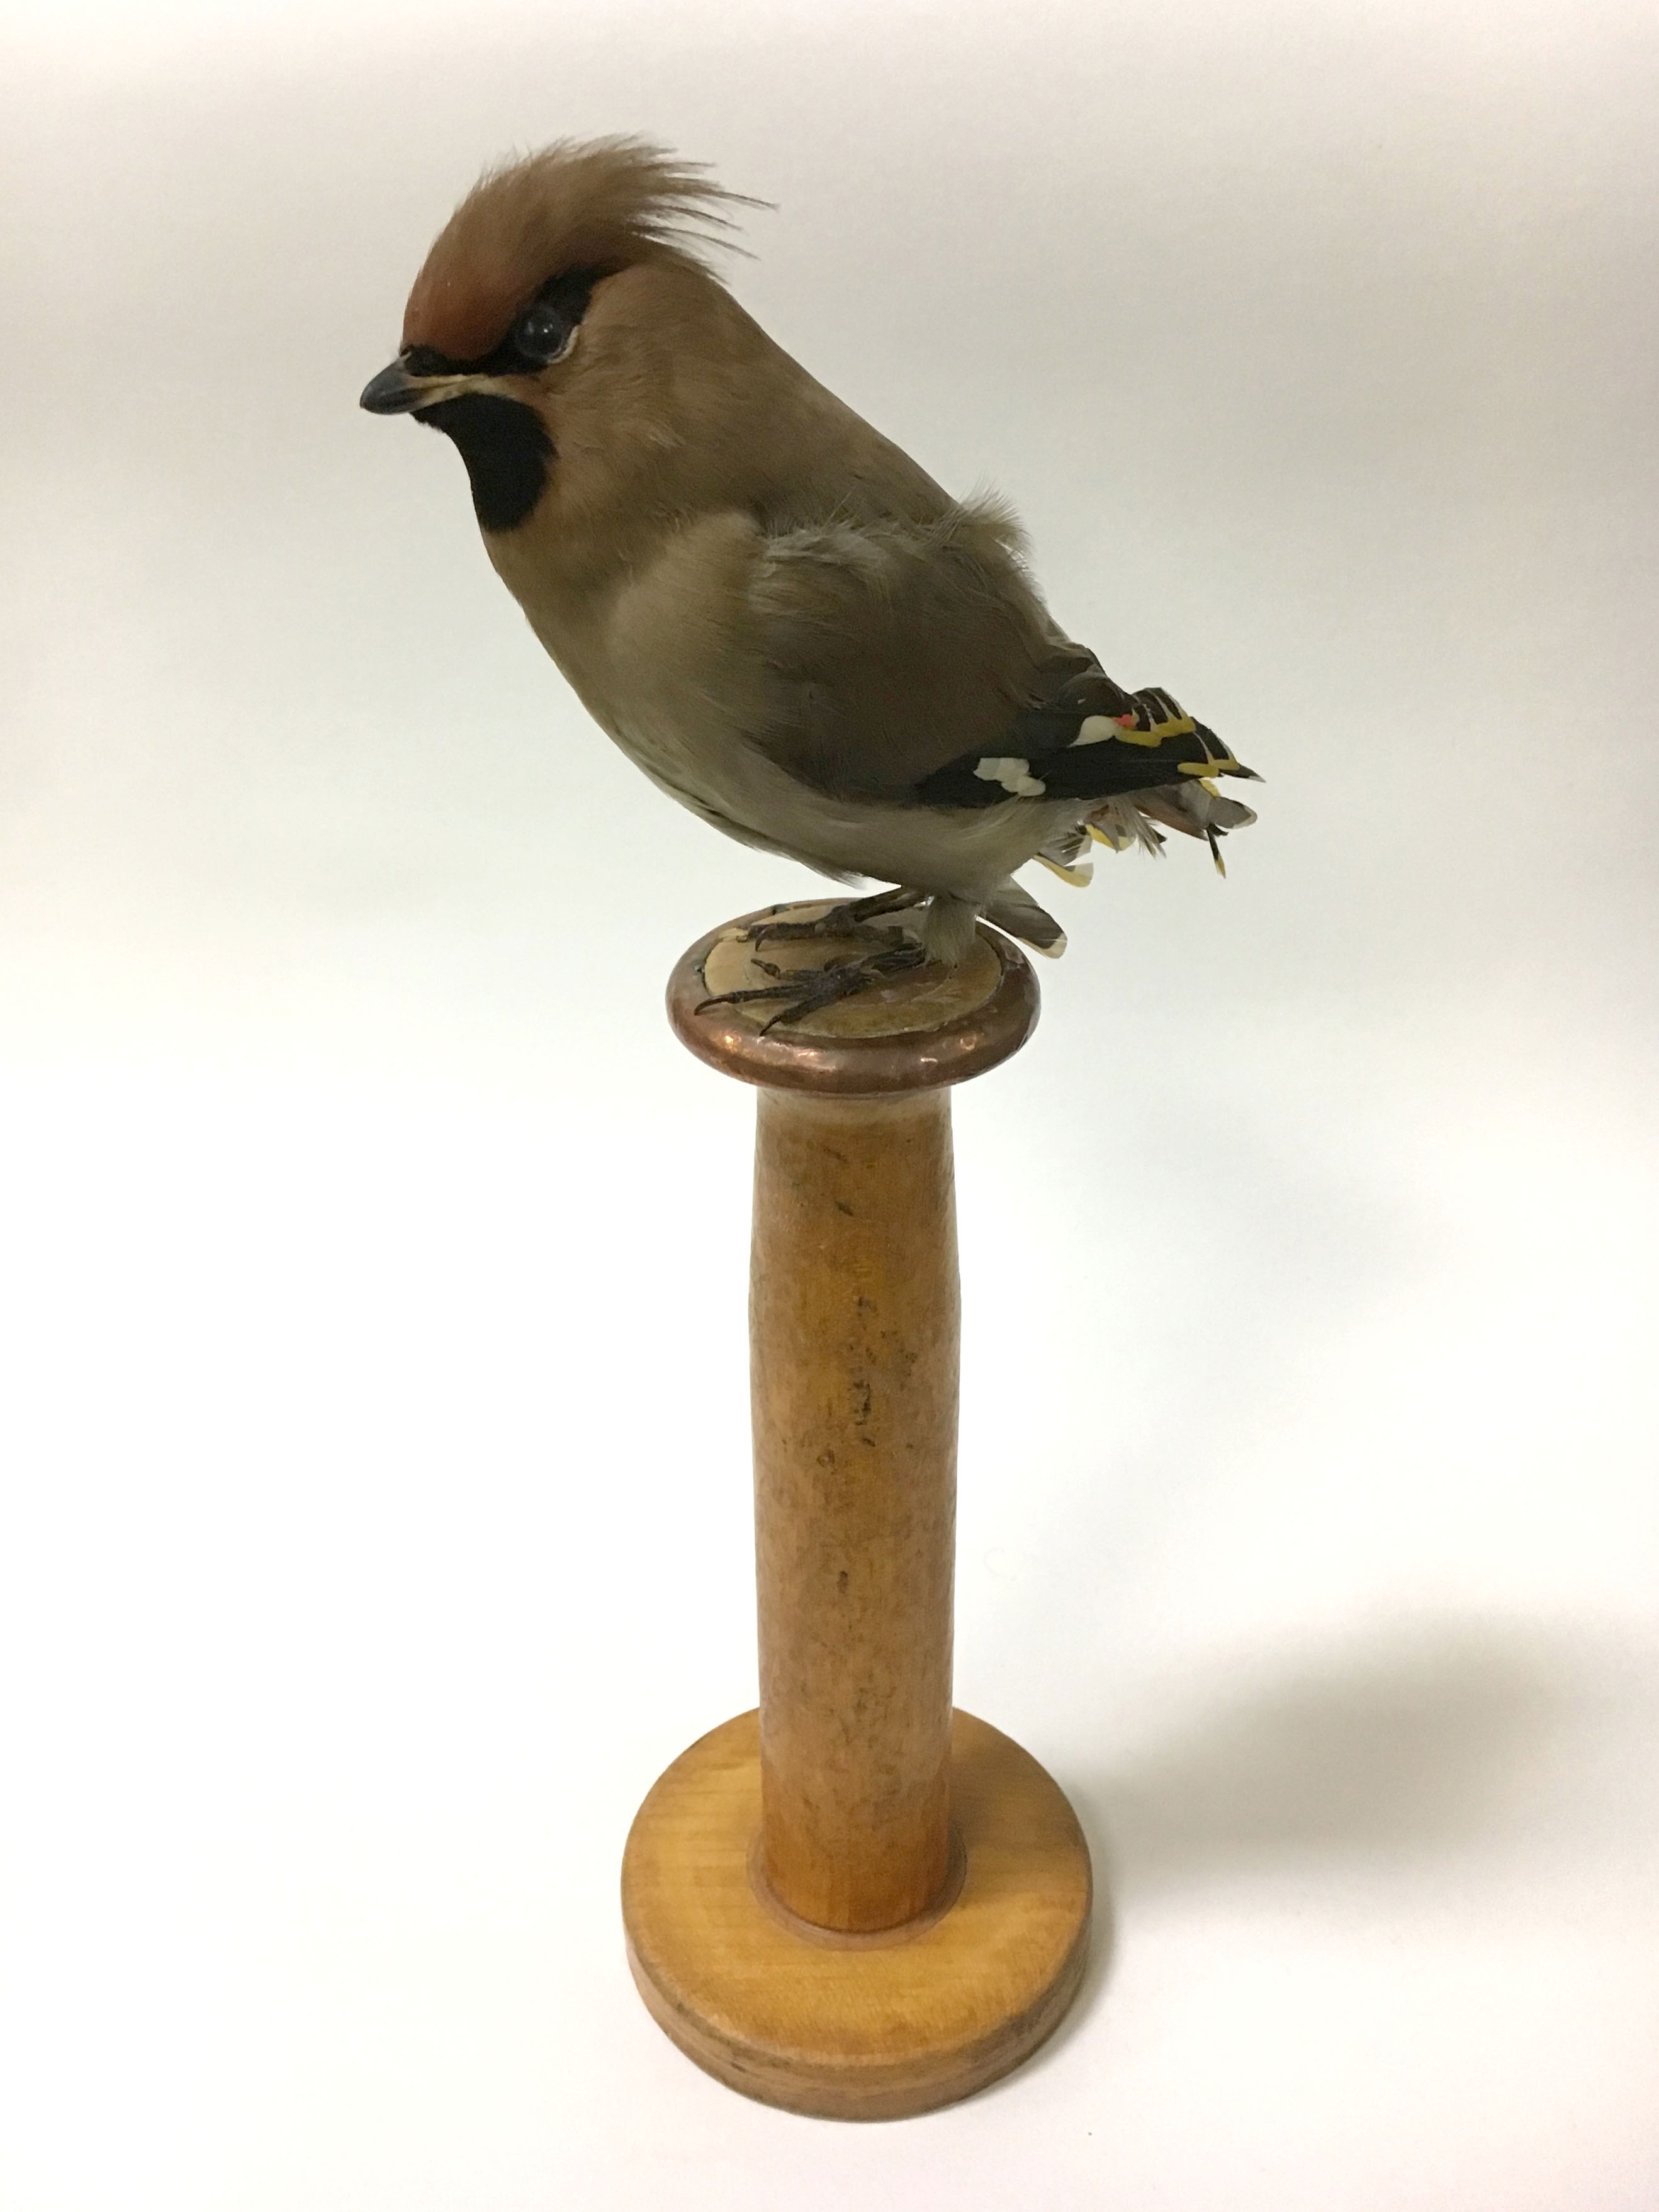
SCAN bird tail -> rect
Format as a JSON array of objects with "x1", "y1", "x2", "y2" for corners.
[
  {"x1": 982, "y1": 878, "x2": 1067, "y2": 958},
  {"x1": 1030, "y1": 682, "x2": 1261, "y2": 885},
  {"x1": 1076, "y1": 780, "x2": 1257, "y2": 872}
]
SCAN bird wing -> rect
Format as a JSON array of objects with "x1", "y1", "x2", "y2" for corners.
[
  {"x1": 744, "y1": 497, "x2": 1087, "y2": 799},
  {"x1": 914, "y1": 682, "x2": 1258, "y2": 807},
  {"x1": 744, "y1": 498, "x2": 1258, "y2": 813}
]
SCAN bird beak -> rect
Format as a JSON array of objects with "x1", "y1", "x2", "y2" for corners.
[
  {"x1": 359, "y1": 360, "x2": 424, "y2": 414},
  {"x1": 359, "y1": 359, "x2": 479, "y2": 415}
]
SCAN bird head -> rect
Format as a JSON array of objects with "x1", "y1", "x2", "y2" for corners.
[{"x1": 360, "y1": 138, "x2": 758, "y2": 537}]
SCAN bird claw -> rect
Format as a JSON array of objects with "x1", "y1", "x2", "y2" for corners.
[
  {"x1": 740, "y1": 889, "x2": 926, "y2": 948},
  {"x1": 696, "y1": 941, "x2": 928, "y2": 1032}
]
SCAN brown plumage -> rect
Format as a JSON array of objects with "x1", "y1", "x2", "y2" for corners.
[
  {"x1": 403, "y1": 138, "x2": 751, "y2": 360},
  {"x1": 363, "y1": 138, "x2": 1259, "y2": 978}
]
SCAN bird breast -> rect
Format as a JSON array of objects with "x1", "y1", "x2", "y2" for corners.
[{"x1": 485, "y1": 502, "x2": 1062, "y2": 897}]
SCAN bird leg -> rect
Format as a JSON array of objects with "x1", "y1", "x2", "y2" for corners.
[
  {"x1": 739, "y1": 887, "x2": 928, "y2": 948},
  {"x1": 696, "y1": 941, "x2": 928, "y2": 1033}
]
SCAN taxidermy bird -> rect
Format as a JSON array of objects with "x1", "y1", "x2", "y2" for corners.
[{"x1": 361, "y1": 138, "x2": 1259, "y2": 1021}]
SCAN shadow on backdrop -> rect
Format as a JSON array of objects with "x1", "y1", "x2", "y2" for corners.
[
  {"x1": 1080, "y1": 1623, "x2": 1588, "y2": 1891},
  {"x1": 1009, "y1": 1621, "x2": 1617, "y2": 2079}
]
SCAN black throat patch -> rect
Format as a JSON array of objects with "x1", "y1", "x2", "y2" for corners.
[{"x1": 415, "y1": 394, "x2": 553, "y2": 533}]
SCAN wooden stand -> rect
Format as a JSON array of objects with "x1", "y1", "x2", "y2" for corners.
[{"x1": 622, "y1": 904, "x2": 1092, "y2": 2120}]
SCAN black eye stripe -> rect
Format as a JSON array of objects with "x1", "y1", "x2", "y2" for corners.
[
  {"x1": 402, "y1": 265, "x2": 612, "y2": 380},
  {"x1": 402, "y1": 344, "x2": 464, "y2": 377}
]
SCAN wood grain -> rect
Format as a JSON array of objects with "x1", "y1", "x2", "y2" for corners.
[
  {"x1": 624, "y1": 905, "x2": 1089, "y2": 2118},
  {"x1": 621, "y1": 1709, "x2": 1093, "y2": 2121},
  {"x1": 751, "y1": 1087, "x2": 958, "y2": 1932}
]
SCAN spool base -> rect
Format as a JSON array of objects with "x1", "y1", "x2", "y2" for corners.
[{"x1": 621, "y1": 1709, "x2": 1093, "y2": 2120}]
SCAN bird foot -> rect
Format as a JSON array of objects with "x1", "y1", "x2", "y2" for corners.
[
  {"x1": 739, "y1": 889, "x2": 926, "y2": 948},
  {"x1": 696, "y1": 942, "x2": 928, "y2": 1033}
]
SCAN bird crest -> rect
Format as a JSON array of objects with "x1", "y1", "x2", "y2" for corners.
[{"x1": 401, "y1": 136, "x2": 755, "y2": 361}]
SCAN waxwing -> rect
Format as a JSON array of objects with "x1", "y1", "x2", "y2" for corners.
[{"x1": 361, "y1": 138, "x2": 1259, "y2": 1019}]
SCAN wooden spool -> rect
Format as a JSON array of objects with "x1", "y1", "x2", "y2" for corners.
[{"x1": 622, "y1": 902, "x2": 1093, "y2": 2120}]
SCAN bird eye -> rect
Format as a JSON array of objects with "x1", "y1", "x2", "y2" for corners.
[{"x1": 513, "y1": 301, "x2": 573, "y2": 366}]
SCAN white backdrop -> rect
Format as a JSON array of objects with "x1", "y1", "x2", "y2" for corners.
[{"x1": 2, "y1": 1, "x2": 1656, "y2": 2206}]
